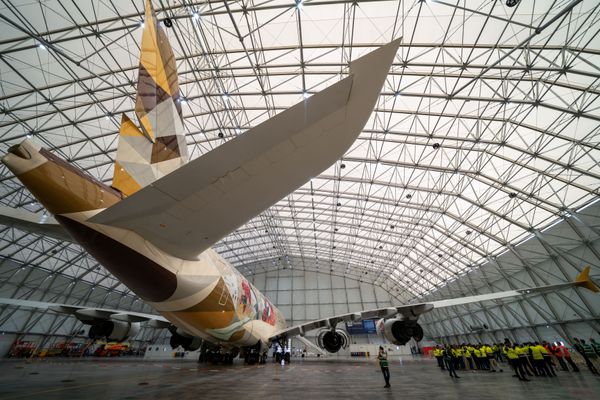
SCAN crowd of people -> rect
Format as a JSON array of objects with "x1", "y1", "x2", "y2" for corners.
[{"x1": 432, "y1": 337, "x2": 600, "y2": 381}]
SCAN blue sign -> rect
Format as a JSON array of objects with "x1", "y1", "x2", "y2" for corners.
[{"x1": 345, "y1": 319, "x2": 377, "y2": 334}]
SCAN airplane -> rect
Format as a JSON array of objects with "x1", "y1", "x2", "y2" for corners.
[{"x1": 0, "y1": 0, "x2": 598, "y2": 365}]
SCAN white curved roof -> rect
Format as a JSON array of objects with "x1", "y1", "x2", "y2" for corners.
[{"x1": 0, "y1": 0, "x2": 598, "y2": 302}]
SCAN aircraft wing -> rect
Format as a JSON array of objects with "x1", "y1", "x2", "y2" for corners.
[
  {"x1": 89, "y1": 39, "x2": 401, "y2": 260},
  {"x1": 269, "y1": 303, "x2": 433, "y2": 340},
  {"x1": 269, "y1": 267, "x2": 598, "y2": 340},
  {"x1": 0, "y1": 206, "x2": 72, "y2": 242},
  {"x1": 0, "y1": 297, "x2": 170, "y2": 327}
]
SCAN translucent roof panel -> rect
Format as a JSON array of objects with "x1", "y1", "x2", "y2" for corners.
[{"x1": 0, "y1": 0, "x2": 599, "y2": 301}]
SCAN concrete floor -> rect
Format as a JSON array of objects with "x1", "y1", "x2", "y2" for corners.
[{"x1": 0, "y1": 356, "x2": 599, "y2": 400}]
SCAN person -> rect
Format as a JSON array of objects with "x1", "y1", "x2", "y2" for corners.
[
  {"x1": 486, "y1": 343, "x2": 502, "y2": 372},
  {"x1": 540, "y1": 342, "x2": 557, "y2": 377},
  {"x1": 507, "y1": 344, "x2": 529, "y2": 381},
  {"x1": 454, "y1": 345, "x2": 465, "y2": 370},
  {"x1": 590, "y1": 338, "x2": 600, "y2": 357},
  {"x1": 378, "y1": 346, "x2": 391, "y2": 388},
  {"x1": 558, "y1": 342, "x2": 579, "y2": 372},
  {"x1": 433, "y1": 345, "x2": 444, "y2": 370},
  {"x1": 443, "y1": 346, "x2": 460, "y2": 379},
  {"x1": 574, "y1": 338, "x2": 599, "y2": 375},
  {"x1": 515, "y1": 344, "x2": 535, "y2": 376},
  {"x1": 477, "y1": 344, "x2": 489, "y2": 370},
  {"x1": 464, "y1": 344, "x2": 474, "y2": 370},
  {"x1": 529, "y1": 342, "x2": 554, "y2": 377},
  {"x1": 550, "y1": 343, "x2": 569, "y2": 372}
]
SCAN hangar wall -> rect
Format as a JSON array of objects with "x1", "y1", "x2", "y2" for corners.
[
  {"x1": 248, "y1": 268, "x2": 395, "y2": 328},
  {"x1": 419, "y1": 201, "x2": 600, "y2": 345},
  {"x1": 1, "y1": 202, "x2": 597, "y2": 354},
  {"x1": 0, "y1": 256, "x2": 165, "y2": 355}
]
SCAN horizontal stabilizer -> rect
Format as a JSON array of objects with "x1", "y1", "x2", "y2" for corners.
[
  {"x1": 0, "y1": 206, "x2": 72, "y2": 242},
  {"x1": 91, "y1": 39, "x2": 401, "y2": 260}
]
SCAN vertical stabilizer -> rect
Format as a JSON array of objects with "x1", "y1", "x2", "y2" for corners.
[{"x1": 112, "y1": 0, "x2": 188, "y2": 196}]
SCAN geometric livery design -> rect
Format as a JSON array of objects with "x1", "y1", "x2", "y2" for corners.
[{"x1": 112, "y1": 0, "x2": 188, "y2": 197}]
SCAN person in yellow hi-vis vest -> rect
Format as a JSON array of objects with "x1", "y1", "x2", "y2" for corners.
[
  {"x1": 530, "y1": 342, "x2": 555, "y2": 377},
  {"x1": 515, "y1": 344, "x2": 535, "y2": 376},
  {"x1": 507, "y1": 344, "x2": 529, "y2": 381},
  {"x1": 486, "y1": 344, "x2": 503, "y2": 372},
  {"x1": 433, "y1": 345, "x2": 444, "y2": 370}
]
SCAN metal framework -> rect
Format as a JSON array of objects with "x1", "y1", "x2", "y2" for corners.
[{"x1": 0, "y1": 0, "x2": 599, "y2": 342}]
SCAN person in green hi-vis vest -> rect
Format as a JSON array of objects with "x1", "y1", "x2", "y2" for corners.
[{"x1": 378, "y1": 346, "x2": 391, "y2": 388}]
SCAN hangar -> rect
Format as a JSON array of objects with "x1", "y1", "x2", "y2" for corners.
[{"x1": 0, "y1": 0, "x2": 599, "y2": 399}]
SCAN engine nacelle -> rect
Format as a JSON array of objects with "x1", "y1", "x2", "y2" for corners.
[
  {"x1": 168, "y1": 327, "x2": 202, "y2": 351},
  {"x1": 88, "y1": 320, "x2": 140, "y2": 342},
  {"x1": 469, "y1": 324, "x2": 489, "y2": 332},
  {"x1": 317, "y1": 329, "x2": 349, "y2": 353},
  {"x1": 381, "y1": 319, "x2": 424, "y2": 345}
]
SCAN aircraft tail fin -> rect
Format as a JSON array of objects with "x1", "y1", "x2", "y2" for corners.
[
  {"x1": 574, "y1": 266, "x2": 599, "y2": 293},
  {"x1": 112, "y1": 0, "x2": 188, "y2": 197}
]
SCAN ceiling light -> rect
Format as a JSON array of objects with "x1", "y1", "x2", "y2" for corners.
[
  {"x1": 192, "y1": 12, "x2": 200, "y2": 20},
  {"x1": 303, "y1": 91, "x2": 309, "y2": 99},
  {"x1": 296, "y1": 0, "x2": 304, "y2": 10}
]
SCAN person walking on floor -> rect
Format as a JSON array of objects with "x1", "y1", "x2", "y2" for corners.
[
  {"x1": 443, "y1": 346, "x2": 460, "y2": 379},
  {"x1": 378, "y1": 346, "x2": 391, "y2": 388},
  {"x1": 574, "y1": 338, "x2": 599, "y2": 375}
]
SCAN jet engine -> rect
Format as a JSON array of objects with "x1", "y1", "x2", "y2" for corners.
[
  {"x1": 88, "y1": 320, "x2": 140, "y2": 342},
  {"x1": 168, "y1": 326, "x2": 202, "y2": 351},
  {"x1": 381, "y1": 319, "x2": 424, "y2": 345},
  {"x1": 316, "y1": 329, "x2": 349, "y2": 353},
  {"x1": 469, "y1": 324, "x2": 489, "y2": 332}
]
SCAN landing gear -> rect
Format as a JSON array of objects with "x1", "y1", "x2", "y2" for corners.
[
  {"x1": 243, "y1": 341, "x2": 269, "y2": 365},
  {"x1": 245, "y1": 352, "x2": 260, "y2": 365},
  {"x1": 197, "y1": 343, "x2": 236, "y2": 365}
]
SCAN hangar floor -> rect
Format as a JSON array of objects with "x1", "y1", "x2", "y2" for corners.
[{"x1": 0, "y1": 356, "x2": 598, "y2": 400}]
